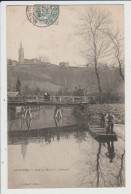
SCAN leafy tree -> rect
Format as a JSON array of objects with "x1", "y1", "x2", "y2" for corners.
[
  {"x1": 16, "y1": 77, "x2": 21, "y2": 95},
  {"x1": 35, "y1": 87, "x2": 41, "y2": 96},
  {"x1": 73, "y1": 88, "x2": 85, "y2": 96},
  {"x1": 23, "y1": 85, "x2": 31, "y2": 95}
]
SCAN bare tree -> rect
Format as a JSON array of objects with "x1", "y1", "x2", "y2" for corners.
[
  {"x1": 78, "y1": 7, "x2": 114, "y2": 101},
  {"x1": 107, "y1": 29, "x2": 124, "y2": 81}
]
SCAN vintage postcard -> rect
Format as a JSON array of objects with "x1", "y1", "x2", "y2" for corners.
[{"x1": 6, "y1": 3, "x2": 125, "y2": 189}]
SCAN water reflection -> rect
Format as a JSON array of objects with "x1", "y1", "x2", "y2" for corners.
[
  {"x1": 105, "y1": 140, "x2": 116, "y2": 163},
  {"x1": 8, "y1": 105, "x2": 77, "y2": 131},
  {"x1": 8, "y1": 129, "x2": 125, "y2": 188},
  {"x1": 54, "y1": 106, "x2": 62, "y2": 127},
  {"x1": 21, "y1": 138, "x2": 28, "y2": 161},
  {"x1": 8, "y1": 130, "x2": 87, "y2": 147},
  {"x1": 96, "y1": 142, "x2": 101, "y2": 187},
  {"x1": 8, "y1": 105, "x2": 125, "y2": 188},
  {"x1": 78, "y1": 136, "x2": 125, "y2": 188},
  {"x1": 24, "y1": 106, "x2": 32, "y2": 130},
  {"x1": 117, "y1": 151, "x2": 125, "y2": 186},
  {"x1": 95, "y1": 141, "x2": 124, "y2": 187}
]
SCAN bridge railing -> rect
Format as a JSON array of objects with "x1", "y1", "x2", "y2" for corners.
[
  {"x1": 8, "y1": 95, "x2": 89, "y2": 103},
  {"x1": 51, "y1": 96, "x2": 89, "y2": 103}
]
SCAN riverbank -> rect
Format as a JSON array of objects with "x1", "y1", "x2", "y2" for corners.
[
  {"x1": 88, "y1": 104, "x2": 125, "y2": 124},
  {"x1": 114, "y1": 124, "x2": 125, "y2": 141},
  {"x1": 88, "y1": 104, "x2": 124, "y2": 114}
]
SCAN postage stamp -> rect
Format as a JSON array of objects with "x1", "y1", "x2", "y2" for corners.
[{"x1": 26, "y1": 5, "x2": 59, "y2": 27}]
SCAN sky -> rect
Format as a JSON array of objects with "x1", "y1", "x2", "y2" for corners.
[{"x1": 7, "y1": 4, "x2": 124, "y2": 66}]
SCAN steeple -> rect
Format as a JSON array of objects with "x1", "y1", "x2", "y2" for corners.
[
  {"x1": 20, "y1": 42, "x2": 22, "y2": 49},
  {"x1": 19, "y1": 42, "x2": 24, "y2": 63}
]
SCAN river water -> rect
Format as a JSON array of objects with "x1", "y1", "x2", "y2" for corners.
[{"x1": 8, "y1": 105, "x2": 125, "y2": 188}]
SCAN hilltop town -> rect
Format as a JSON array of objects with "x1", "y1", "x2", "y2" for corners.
[{"x1": 7, "y1": 43, "x2": 124, "y2": 103}]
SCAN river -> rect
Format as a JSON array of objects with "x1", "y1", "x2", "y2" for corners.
[{"x1": 8, "y1": 105, "x2": 125, "y2": 188}]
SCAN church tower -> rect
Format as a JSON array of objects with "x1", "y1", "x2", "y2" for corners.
[{"x1": 19, "y1": 42, "x2": 24, "y2": 63}]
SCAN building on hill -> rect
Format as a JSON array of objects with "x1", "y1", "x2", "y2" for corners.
[
  {"x1": 24, "y1": 58, "x2": 41, "y2": 64},
  {"x1": 7, "y1": 59, "x2": 17, "y2": 66},
  {"x1": 59, "y1": 62, "x2": 69, "y2": 67},
  {"x1": 18, "y1": 43, "x2": 42, "y2": 65},
  {"x1": 7, "y1": 43, "x2": 47, "y2": 65}
]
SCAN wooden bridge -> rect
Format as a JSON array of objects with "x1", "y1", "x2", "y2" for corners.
[{"x1": 8, "y1": 95, "x2": 90, "y2": 106}]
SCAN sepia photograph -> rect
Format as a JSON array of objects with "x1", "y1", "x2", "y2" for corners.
[{"x1": 7, "y1": 4, "x2": 125, "y2": 189}]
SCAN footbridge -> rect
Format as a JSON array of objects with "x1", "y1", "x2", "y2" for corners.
[{"x1": 8, "y1": 95, "x2": 92, "y2": 107}]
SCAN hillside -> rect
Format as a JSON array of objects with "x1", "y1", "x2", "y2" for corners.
[{"x1": 7, "y1": 63, "x2": 124, "y2": 95}]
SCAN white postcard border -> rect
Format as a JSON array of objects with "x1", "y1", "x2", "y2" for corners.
[{"x1": 1, "y1": 1, "x2": 131, "y2": 194}]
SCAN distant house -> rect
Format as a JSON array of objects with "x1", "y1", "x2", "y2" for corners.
[
  {"x1": 24, "y1": 58, "x2": 40, "y2": 64},
  {"x1": 8, "y1": 43, "x2": 47, "y2": 66},
  {"x1": 59, "y1": 62, "x2": 69, "y2": 67},
  {"x1": 7, "y1": 59, "x2": 17, "y2": 66},
  {"x1": 7, "y1": 91, "x2": 20, "y2": 97}
]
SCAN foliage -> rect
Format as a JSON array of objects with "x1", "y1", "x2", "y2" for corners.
[
  {"x1": 73, "y1": 87, "x2": 85, "y2": 96},
  {"x1": 8, "y1": 63, "x2": 124, "y2": 101},
  {"x1": 73, "y1": 105, "x2": 91, "y2": 128},
  {"x1": 16, "y1": 77, "x2": 21, "y2": 95}
]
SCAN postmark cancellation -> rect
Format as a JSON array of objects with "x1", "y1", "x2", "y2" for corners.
[{"x1": 26, "y1": 5, "x2": 59, "y2": 27}]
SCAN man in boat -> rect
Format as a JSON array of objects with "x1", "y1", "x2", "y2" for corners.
[
  {"x1": 110, "y1": 113, "x2": 115, "y2": 134},
  {"x1": 100, "y1": 113, "x2": 105, "y2": 128},
  {"x1": 106, "y1": 113, "x2": 115, "y2": 134}
]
